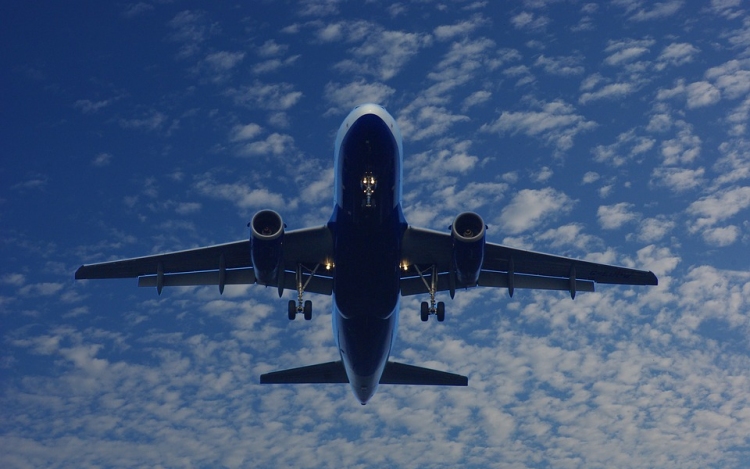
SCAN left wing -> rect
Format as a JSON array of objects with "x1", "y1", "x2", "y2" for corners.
[
  {"x1": 75, "y1": 225, "x2": 334, "y2": 295},
  {"x1": 400, "y1": 226, "x2": 657, "y2": 297}
]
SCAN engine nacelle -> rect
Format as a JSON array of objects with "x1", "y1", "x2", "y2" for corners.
[
  {"x1": 451, "y1": 212, "x2": 486, "y2": 286},
  {"x1": 250, "y1": 210, "x2": 285, "y2": 285}
]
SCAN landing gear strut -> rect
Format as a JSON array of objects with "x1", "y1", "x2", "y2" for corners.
[
  {"x1": 414, "y1": 264, "x2": 446, "y2": 322},
  {"x1": 288, "y1": 263, "x2": 319, "y2": 321}
]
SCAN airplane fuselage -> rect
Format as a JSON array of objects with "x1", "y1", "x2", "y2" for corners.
[{"x1": 330, "y1": 104, "x2": 406, "y2": 403}]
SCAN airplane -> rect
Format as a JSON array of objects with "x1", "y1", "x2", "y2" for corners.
[{"x1": 76, "y1": 103, "x2": 658, "y2": 405}]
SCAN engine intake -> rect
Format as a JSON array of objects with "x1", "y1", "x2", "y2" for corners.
[
  {"x1": 250, "y1": 210, "x2": 285, "y2": 285},
  {"x1": 451, "y1": 212, "x2": 486, "y2": 286}
]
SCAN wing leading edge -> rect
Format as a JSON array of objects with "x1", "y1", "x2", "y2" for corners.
[{"x1": 400, "y1": 226, "x2": 657, "y2": 297}]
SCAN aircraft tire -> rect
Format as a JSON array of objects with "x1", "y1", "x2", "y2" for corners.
[
  {"x1": 303, "y1": 300, "x2": 312, "y2": 320},
  {"x1": 436, "y1": 302, "x2": 445, "y2": 322},
  {"x1": 288, "y1": 300, "x2": 296, "y2": 320},
  {"x1": 420, "y1": 302, "x2": 429, "y2": 322}
]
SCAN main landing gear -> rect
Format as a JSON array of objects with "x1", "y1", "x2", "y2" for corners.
[
  {"x1": 413, "y1": 264, "x2": 446, "y2": 322},
  {"x1": 288, "y1": 263, "x2": 320, "y2": 321}
]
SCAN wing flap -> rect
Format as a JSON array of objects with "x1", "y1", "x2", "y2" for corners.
[
  {"x1": 483, "y1": 243, "x2": 657, "y2": 285},
  {"x1": 138, "y1": 268, "x2": 256, "y2": 288},
  {"x1": 279, "y1": 271, "x2": 333, "y2": 295},
  {"x1": 478, "y1": 271, "x2": 595, "y2": 292},
  {"x1": 400, "y1": 271, "x2": 595, "y2": 296},
  {"x1": 76, "y1": 240, "x2": 251, "y2": 279}
]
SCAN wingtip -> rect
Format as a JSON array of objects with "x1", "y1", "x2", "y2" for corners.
[{"x1": 650, "y1": 271, "x2": 659, "y2": 286}]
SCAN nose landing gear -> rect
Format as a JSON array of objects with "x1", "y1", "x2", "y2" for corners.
[{"x1": 361, "y1": 171, "x2": 377, "y2": 208}]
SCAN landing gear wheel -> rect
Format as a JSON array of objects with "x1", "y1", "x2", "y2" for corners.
[
  {"x1": 436, "y1": 301, "x2": 445, "y2": 322},
  {"x1": 303, "y1": 300, "x2": 312, "y2": 321},
  {"x1": 288, "y1": 300, "x2": 296, "y2": 320},
  {"x1": 420, "y1": 302, "x2": 429, "y2": 322}
]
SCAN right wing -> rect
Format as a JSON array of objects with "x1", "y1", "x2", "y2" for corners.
[
  {"x1": 400, "y1": 226, "x2": 657, "y2": 297},
  {"x1": 75, "y1": 225, "x2": 334, "y2": 295}
]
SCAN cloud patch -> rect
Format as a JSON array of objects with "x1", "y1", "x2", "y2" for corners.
[{"x1": 498, "y1": 188, "x2": 574, "y2": 234}]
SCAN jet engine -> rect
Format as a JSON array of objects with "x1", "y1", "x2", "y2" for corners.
[
  {"x1": 451, "y1": 212, "x2": 486, "y2": 286},
  {"x1": 250, "y1": 209, "x2": 285, "y2": 285}
]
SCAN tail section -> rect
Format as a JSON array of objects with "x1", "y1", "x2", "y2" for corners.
[
  {"x1": 260, "y1": 361, "x2": 467, "y2": 386},
  {"x1": 380, "y1": 361, "x2": 468, "y2": 386},
  {"x1": 260, "y1": 361, "x2": 348, "y2": 384}
]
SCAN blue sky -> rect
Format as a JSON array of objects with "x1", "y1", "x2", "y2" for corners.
[{"x1": 3, "y1": 0, "x2": 750, "y2": 467}]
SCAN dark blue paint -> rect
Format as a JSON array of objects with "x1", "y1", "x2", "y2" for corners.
[{"x1": 329, "y1": 105, "x2": 407, "y2": 403}]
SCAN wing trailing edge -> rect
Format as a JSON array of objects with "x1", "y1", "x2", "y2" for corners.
[{"x1": 260, "y1": 361, "x2": 468, "y2": 386}]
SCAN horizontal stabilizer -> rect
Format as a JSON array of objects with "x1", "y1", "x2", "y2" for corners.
[
  {"x1": 260, "y1": 361, "x2": 468, "y2": 386},
  {"x1": 381, "y1": 361, "x2": 468, "y2": 386},
  {"x1": 260, "y1": 361, "x2": 348, "y2": 384}
]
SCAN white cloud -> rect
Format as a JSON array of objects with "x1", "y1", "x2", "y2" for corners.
[
  {"x1": 637, "y1": 216, "x2": 675, "y2": 242},
  {"x1": 406, "y1": 140, "x2": 480, "y2": 183},
  {"x1": 687, "y1": 186, "x2": 750, "y2": 233},
  {"x1": 236, "y1": 133, "x2": 295, "y2": 157},
  {"x1": 335, "y1": 29, "x2": 431, "y2": 80},
  {"x1": 195, "y1": 177, "x2": 298, "y2": 212},
  {"x1": 2, "y1": 273, "x2": 26, "y2": 286},
  {"x1": 702, "y1": 225, "x2": 740, "y2": 246},
  {"x1": 324, "y1": 80, "x2": 396, "y2": 115},
  {"x1": 657, "y1": 80, "x2": 722, "y2": 109},
  {"x1": 19, "y1": 282, "x2": 65, "y2": 296},
  {"x1": 498, "y1": 188, "x2": 574, "y2": 234},
  {"x1": 119, "y1": 111, "x2": 168, "y2": 132},
  {"x1": 433, "y1": 16, "x2": 488, "y2": 41},
  {"x1": 625, "y1": 0, "x2": 684, "y2": 21},
  {"x1": 398, "y1": 105, "x2": 470, "y2": 142},
  {"x1": 481, "y1": 99, "x2": 597, "y2": 153},
  {"x1": 655, "y1": 42, "x2": 700, "y2": 70},
  {"x1": 580, "y1": 82, "x2": 636, "y2": 104},
  {"x1": 660, "y1": 121, "x2": 701, "y2": 165},
  {"x1": 167, "y1": 10, "x2": 208, "y2": 59},
  {"x1": 74, "y1": 97, "x2": 119, "y2": 113},
  {"x1": 651, "y1": 167, "x2": 706, "y2": 192},
  {"x1": 511, "y1": 11, "x2": 549, "y2": 31},
  {"x1": 175, "y1": 202, "x2": 201, "y2": 215},
  {"x1": 204, "y1": 51, "x2": 245, "y2": 71},
  {"x1": 686, "y1": 81, "x2": 721, "y2": 108},
  {"x1": 597, "y1": 202, "x2": 640, "y2": 229},
  {"x1": 229, "y1": 123, "x2": 263, "y2": 142},
  {"x1": 228, "y1": 81, "x2": 303, "y2": 111},
  {"x1": 257, "y1": 39, "x2": 288, "y2": 57},
  {"x1": 706, "y1": 60, "x2": 750, "y2": 100},
  {"x1": 92, "y1": 153, "x2": 113, "y2": 167},
  {"x1": 592, "y1": 130, "x2": 655, "y2": 167},
  {"x1": 252, "y1": 56, "x2": 300, "y2": 75},
  {"x1": 604, "y1": 38, "x2": 654, "y2": 66},
  {"x1": 461, "y1": 90, "x2": 492, "y2": 111},
  {"x1": 582, "y1": 171, "x2": 600, "y2": 184},
  {"x1": 534, "y1": 55, "x2": 584, "y2": 76},
  {"x1": 298, "y1": 0, "x2": 343, "y2": 16},
  {"x1": 709, "y1": 0, "x2": 743, "y2": 19}
]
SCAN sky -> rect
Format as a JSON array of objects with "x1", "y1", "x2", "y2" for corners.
[{"x1": 2, "y1": 0, "x2": 750, "y2": 467}]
